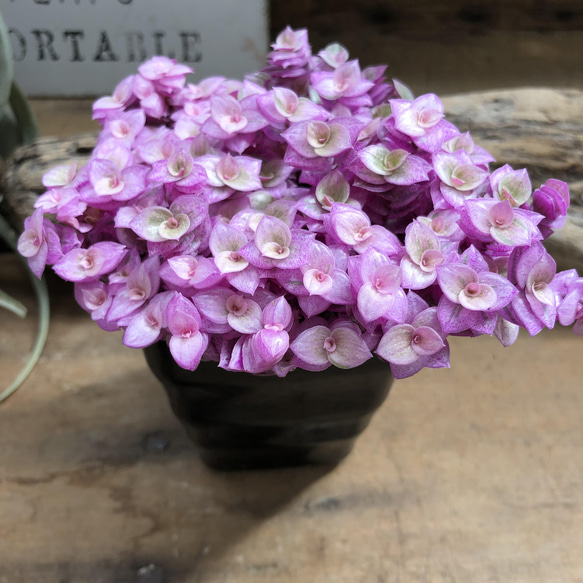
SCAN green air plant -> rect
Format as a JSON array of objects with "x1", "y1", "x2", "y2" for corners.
[{"x1": 0, "y1": 10, "x2": 49, "y2": 402}]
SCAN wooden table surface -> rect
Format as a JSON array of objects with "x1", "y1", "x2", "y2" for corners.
[{"x1": 1, "y1": 252, "x2": 582, "y2": 583}]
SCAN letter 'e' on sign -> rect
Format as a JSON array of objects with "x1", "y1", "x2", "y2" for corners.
[{"x1": 1, "y1": 0, "x2": 268, "y2": 97}]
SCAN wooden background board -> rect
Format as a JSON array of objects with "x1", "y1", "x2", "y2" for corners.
[{"x1": 270, "y1": 0, "x2": 583, "y2": 95}]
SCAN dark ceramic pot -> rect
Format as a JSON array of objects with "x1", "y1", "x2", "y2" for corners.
[{"x1": 144, "y1": 342, "x2": 393, "y2": 471}]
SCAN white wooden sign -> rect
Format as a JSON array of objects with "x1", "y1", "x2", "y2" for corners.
[{"x1": 1, "y1": 0, "x2": 268, "y2": 97}]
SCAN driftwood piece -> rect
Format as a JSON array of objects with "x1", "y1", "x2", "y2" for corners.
[{"x1": 2, "y1": 88, "x2": 583, "y2": 271}]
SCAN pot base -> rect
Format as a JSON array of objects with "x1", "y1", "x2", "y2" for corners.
[{"x1": 144, "y1": 343, "x2": 393, "y2": 471}]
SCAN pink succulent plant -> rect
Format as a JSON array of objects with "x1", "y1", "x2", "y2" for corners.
[{"x1": 19, "y1": 27, "x2": 582, "y2": 377}]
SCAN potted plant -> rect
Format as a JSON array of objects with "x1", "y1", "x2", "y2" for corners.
[{"x1": 17, "y1": 27, "x2": 583, "y2": 469}]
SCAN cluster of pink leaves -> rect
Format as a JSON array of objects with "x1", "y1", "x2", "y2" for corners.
[{"x1": 18, "y1": 27, "x2": 583, "y2": 378}]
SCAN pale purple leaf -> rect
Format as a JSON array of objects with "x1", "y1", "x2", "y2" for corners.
[
  {"x1": 400, "y1": 256, "x2": 438, "y2": 290},
  {"x1": 315, "y1": 123, "x2": 352, "y2": 157},
  {"x1": 328, "y1": 327, "x2": 372, "y2": 368},
  {"x1": 263, "y1": 296, "x2": 292, "y2": 330},
  {"x1": 410, "y1": 326, "x2": 445, "y2": 356},
  {"x1": 166, "y1": 293, "x2": 202, "y2": 336},
  {"x1": 192, "y1": 288, "x2": 232, "y2": 324},
  {"x1": 376, "y1": 324, "x2": 417, "y2": 365},
  {"x1": 478, "y1": 272, "x2": 518, "y2": 310},
  {"x1": 303, "y1": 268, "x2": 334, "y2": 296},
  {"x1": 298, "y1": 294, "x2": 331, "y2": 317},
  {"x1": 437, "y1": 296, "x2": 480, "y2": 334},
  {"x1": 290, "y1": 325, "x2": 330, "y2": 366},
  {"x1": 437, "y1": 264, "x2": 478, "y2": 303},
  {"x1": 226, "y1": 298, "x2": 263, "y2": 334},
  {"x1": 322, "y1": 269, "x2": 353, "y2": 304},
  {"x1": 494, "y1": 316, "x2": 520, "y2": 347},
  {"x1": 404, "y1": 221, "x2": 440, "y2": 265},
  {"x1": 458, "y1": 282, "x2": 496, "y2": 311},
  {"x1": 169, "y1": 333, "x2": 208, "y2": 371},
  {"x1": 226, "y1": 265, "x2": 260, "y2": 294}
]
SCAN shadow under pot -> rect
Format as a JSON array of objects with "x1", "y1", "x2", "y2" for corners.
[{"x1": 144, "y1": 342, "x2": 394, "y2": 471}]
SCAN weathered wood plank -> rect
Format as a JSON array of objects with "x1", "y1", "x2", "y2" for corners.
[
  {"x1": 271, "y1": 0, "x2": 583, "y2": 35},
  {"x1": 270, "y1": 2, "x2": 583, "y2": 95}
]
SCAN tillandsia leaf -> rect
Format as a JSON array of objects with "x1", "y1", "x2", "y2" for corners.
[
  {"x1": 8, "y1": 82, "x2": 40, "y2": 149},
  {"x1": 0, "y1": 213, "x2": 50, "y2": 403},
  {"x1": 0, "y1": 12, "x2": 14, "y2": 107},
  {"x1": 0, "y1": 14, "x2": 41, "y2": 158},
  {"x1": 0, "y1": 288, "x2": 27, "y2": 318}
]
